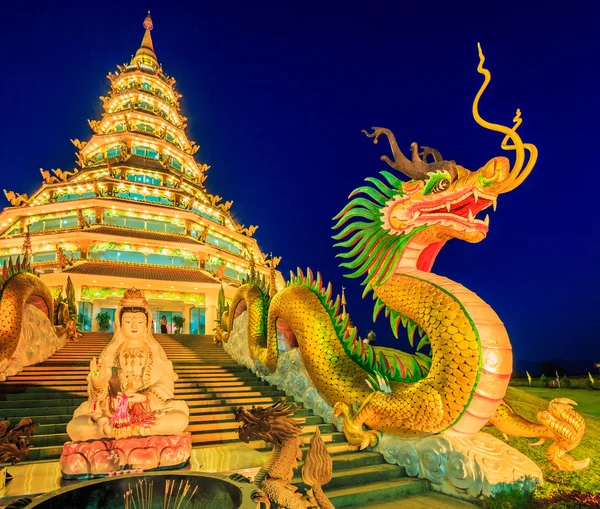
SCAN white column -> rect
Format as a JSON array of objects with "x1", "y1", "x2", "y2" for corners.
[
  {"x1": 205, "y1": 304, "x2": 217, "y2": 336},
  {"x1": 91, "y1": 301, "x2": 102, "y2": 332},
  {"x1": 182, "y1": 304, "x2": 193, "y2": 334}
]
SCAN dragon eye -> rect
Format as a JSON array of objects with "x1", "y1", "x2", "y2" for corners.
[
  {"x1": 422, "y1": 170, "x2": 453, "y2": 195},
  {"x1": 431, "y1": 178, "x2": 450, "y2": 193}
]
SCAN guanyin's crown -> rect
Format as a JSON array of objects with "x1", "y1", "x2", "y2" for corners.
[{"x1": 119, "y1": 287, "x2": 148, "y2": 308}]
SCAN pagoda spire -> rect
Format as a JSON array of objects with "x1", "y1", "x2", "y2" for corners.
[{"x1": 132, "y1": 11, "x2": 158, "y2": 66}]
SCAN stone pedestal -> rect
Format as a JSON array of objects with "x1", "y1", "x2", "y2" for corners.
[
  {"x1": 373, "y1": 431, "x2": 543, "y2": 500},
  {"x1": 60, "y1": 433, "x2": 192, "y2": 479}
]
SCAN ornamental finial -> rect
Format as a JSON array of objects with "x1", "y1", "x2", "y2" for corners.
[{"x1": 143, "y1": 11, "x2": 153, "y2": 31}]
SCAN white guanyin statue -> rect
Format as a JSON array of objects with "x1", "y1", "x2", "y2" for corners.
[{"x1": 66, "y1": 288, "x2": 189, "y2": 442}]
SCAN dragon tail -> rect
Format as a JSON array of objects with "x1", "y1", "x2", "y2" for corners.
[
  {"x1": 301, "y1": 429, "x2": 334, "y2": 509},
  {"x1": 490, "y1": 398, "x2": 590, "y2": 471}
]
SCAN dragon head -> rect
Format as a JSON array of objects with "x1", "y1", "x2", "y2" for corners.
[
  {"x1": 363, "y1": 129, "x2": 509, "y2": 245},
  {"x1": 333, "y1": 44, "x2": 538, "y2": 286},
  {"x1": 233, "y1": 400, "x2": 302, "y2": 446}
]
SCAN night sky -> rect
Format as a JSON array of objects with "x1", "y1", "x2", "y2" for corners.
[{"x1": 2, "y1": 3, "x2": 598, "y2": 366}]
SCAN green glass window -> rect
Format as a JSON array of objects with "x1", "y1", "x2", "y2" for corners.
[
  {"x1": 139, "y1": 101, "x2": 153, "y2": 111},
  {"x1": 107, "y1": 146, "x2": 121, "y2": 158},
  {"x1": 132, "y1": 145, "x2": 159, "y2": 159},
  {"x1": 165, "y1": 132, "x2": 175, "y2": 143},
  {"x1": 78, "y1": 302, "x2": 92, "y2": 332},
  {"x1": 189, "y1": 308, "x2": 206, "y2": 334},
  {"x1": 115, "y1": 123, "x2": 125, "y2": 132},
  {"x1": 137, "y1": 123, "x2": 154, "y2": 133},
  {"x1": 170, "y1": 158, "x2": 182, "y2": 170},
  {"x1": 141, "y1": 82, "x2": 151, "y2": 91}
]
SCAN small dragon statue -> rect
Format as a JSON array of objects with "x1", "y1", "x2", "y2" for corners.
[
  {"x1": 0, "y1": 418, "x2": 39, "y2": 464},
  {"x1": 234, "y1": 400, "x2": 334, "y2": 509},
  {"x1": 218, "y1": 44, "x2": 589, "y2": 472}
]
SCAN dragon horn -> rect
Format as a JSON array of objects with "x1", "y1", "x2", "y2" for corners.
[{"x1": 363, "y1": 127, "x2": 429, "y2": 181}]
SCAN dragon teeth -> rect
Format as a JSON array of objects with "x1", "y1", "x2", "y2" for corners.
[
  {"x1": 468, "y1": 209, "x2": 474, "y2": 222},
  {"x1": 473, "y1": 189, "x2": 479, "y2": 203},
  {"x1": 445, "y1": 202, "x2": 451, "y2": 212},
  {"x1": 484, "y1": 214, "x2": 490, "y2": 226},
  {"x1": 492, "y1": 198, "x2": 497, "y2": 212},
  {"x1": 412, "y1": 211, "x2": 420, "y2": 220}
]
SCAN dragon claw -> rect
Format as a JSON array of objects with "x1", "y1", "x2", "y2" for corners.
[
  {"x1": 251, "y1": 488, "x2": 271, "y2": 509},
  {"x1": 334, "y1": 401, "x2": 381, "y2": 449}
]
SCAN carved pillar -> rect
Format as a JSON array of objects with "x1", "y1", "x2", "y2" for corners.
[
  {"x1": 95, "y1": 207, "x2": 103, "y2": 225},
  {"x1": 182, "y1": 304, "x2": 193, "y2": 334},
  {"x1": 79, "y1": 240, "x2": 91, "y2": 260}
]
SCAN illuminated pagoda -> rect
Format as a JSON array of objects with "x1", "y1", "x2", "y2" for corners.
[{"x1": 0, "y1": 12, "x2": 282, "y2": 334}]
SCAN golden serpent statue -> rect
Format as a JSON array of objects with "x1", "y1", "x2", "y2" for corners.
[{"x1": 218, "y1": 45, "x2": 588, "y2": 472}]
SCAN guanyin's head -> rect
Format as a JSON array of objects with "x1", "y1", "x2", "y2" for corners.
[
  {"x1": 115, "y1": 288, "x2": 151, "y2": 341},
  {"x1": 120, "y1": 308, "x2": 149, "y2": 341}
]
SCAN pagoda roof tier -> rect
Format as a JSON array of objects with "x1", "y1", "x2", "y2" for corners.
[
  {"x1": 64, "y1": 260, "x2": 220, "y2": 284},
  {"x1": 109, "y1": 72, "x2": 181, "y2": 107},
  {"x1": 94, "y1": 112, "x2": 193, "y2": 151},
  {"x1": 101, "y1": 89, "x2": 185, "y2": 128},
  {"x1": 84, "y1": 225, "x2": 202, "y2": 245},
  {"x1": 79, "y1": 134, "x2": 200, "y2": 174}
]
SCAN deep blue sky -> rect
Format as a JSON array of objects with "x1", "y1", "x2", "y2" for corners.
[{"x1": 1, "y1": 2, "x2": 598, "y2": 364}]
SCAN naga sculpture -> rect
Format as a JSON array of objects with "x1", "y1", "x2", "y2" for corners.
[
  {"x1": 217, "y1": 44, "x2": 588, "y2": 474},
  {"x1": 3, "y1": 190, "x2": 29, "y2": 207},
  {"x1": 234, "y1": 400, "x2": 334, "y2": 509},
  {"x1": 235, "y1": 224, "x2": 259, "y2": 237},
  {"x1": 40, "y1": 168, "x2": 79, "y2": 184}
]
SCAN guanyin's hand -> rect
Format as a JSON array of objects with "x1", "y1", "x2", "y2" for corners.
[{"x1": 90, "y1": 357, "x2": 107, "y2": 385}]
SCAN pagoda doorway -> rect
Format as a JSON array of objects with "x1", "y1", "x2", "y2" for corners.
[{"x1": 151, "y1": 310, "x2": 183, "y2": 335}]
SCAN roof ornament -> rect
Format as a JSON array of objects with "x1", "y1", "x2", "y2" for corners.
[{"x1": 143, "y1": 11, "x2": 153, "y2": 31}]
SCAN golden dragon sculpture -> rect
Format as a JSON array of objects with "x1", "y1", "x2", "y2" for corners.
[
  {"x1": 234, "y1": 400, "x2": 334, "y2": 509},
  {"x1": 3, "y1": 190, "x2": 29, "y2": 207},
  {"x1": 218, "y1": 45, "x2": 588, "y2": 472}
]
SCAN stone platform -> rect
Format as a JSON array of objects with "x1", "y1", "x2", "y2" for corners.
[{"x1": 60, "y1": 433, "x2": 192, "y2": 478}]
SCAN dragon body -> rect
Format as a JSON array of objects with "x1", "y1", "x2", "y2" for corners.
[{"x1": 219, "y1": 45, "x2": 588, "y2": 471}]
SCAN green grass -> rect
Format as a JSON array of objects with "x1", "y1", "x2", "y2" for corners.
[{"x1": 483, "y1": 386, "x2": 600, "y2": 505}]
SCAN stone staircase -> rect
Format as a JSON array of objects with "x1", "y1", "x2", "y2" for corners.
[{"x1": 0, "y1": 332, "x2": 431, "y2": 507}]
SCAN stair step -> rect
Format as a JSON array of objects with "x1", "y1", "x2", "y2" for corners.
[
  {"x1": 326, "y1": 478, "x2": 429, "y2": 508},
  {"x1": 295, "y1": 463, "x2": 405, "y2": 491},
  {"x1": 28, "y1": 428, "x2": 344, "y2": 455}
]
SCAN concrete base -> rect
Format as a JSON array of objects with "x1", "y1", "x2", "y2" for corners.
[{"x1": 374, "y1": 431, "x2": 542, "y2": 501}]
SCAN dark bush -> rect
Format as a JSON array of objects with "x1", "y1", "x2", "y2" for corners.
[
  {"x1": 561, "y1": 376, "x2": 571, "y2": 388},
  {"x1": 483, "y1": 488, "x2": 534, "y2": 509}
]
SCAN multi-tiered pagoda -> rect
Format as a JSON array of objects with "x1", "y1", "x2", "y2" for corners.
[{"x1": 0, "y1": 13, "x2": 281, "y2": 334}]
